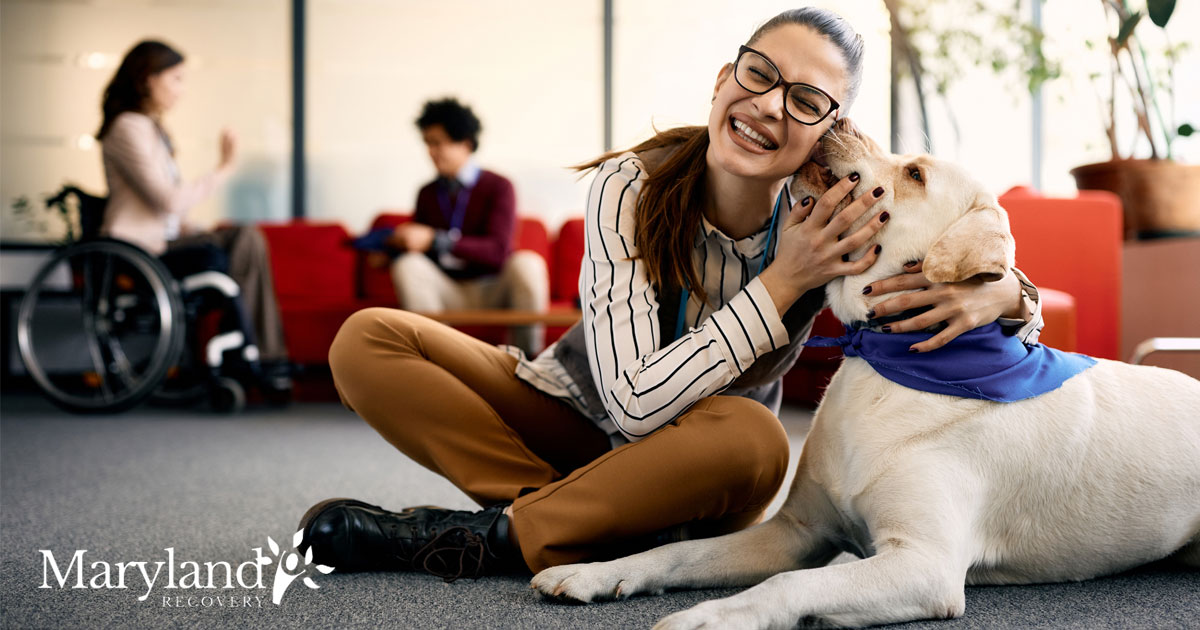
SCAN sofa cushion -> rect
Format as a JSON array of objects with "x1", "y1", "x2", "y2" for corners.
[
  {"x1": 553, "y1": 218, "x2": 585, "y2": 305},
  {"x1": 260, "y1": 222, "x2": 356, "y2": 302}
]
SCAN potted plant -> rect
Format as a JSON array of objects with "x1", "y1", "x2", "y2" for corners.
[
  {"x1": 1068, "y1": 0, "x2": 1198, "y2": 239},
  {"x1": 884, "y1": 0, "x2": 1195, "y2": 240}
]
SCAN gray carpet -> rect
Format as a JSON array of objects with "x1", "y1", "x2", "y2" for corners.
[{"x1": 1, "y1": 393, "x2": 1197, "y2": 630}]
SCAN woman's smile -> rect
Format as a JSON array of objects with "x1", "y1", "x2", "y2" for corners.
[{"x1": 728, "y1": 115, "x2": 779, "y2": 152}]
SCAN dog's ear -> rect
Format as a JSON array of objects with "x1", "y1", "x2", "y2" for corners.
[{"x1": 923, "y1": 195, "x2": 1015, "y2": 283}]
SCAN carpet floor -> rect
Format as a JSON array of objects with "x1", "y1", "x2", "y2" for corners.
[{"x1": 1, "y1": 393, "x2": 1196, "y2": 629}]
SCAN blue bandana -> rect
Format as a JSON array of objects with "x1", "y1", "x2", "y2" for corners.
[{"x1": 805, "y1": 322, "x2": 1096, "y2": 402}]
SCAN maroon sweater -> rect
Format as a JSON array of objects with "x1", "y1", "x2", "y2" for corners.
[{"x1": 413, "y1": 169, "x2": 516, "y2": 279}]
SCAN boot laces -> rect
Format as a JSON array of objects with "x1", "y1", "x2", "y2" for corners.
[{"x1": 408, "y1": 526, "x2": 490, "y2": 583}]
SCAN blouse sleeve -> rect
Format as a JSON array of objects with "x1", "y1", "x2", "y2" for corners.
[
  {"x1": 581, "y1": 155, "x2": 790, "y2": 441},
  {"x1": 103, "y1": 114, "x2": 223, "y2": 219},
  {"x1": 999, "y1": 267, "x2": 1044, "y2": 345}
]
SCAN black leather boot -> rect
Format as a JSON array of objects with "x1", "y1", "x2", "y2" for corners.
[{"x1": 297, "y1": 498, "x2": 526, "y2": 581}]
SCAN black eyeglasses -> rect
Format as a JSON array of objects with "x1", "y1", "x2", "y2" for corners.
[{"x1": 733, "y1": 45, "x2": 840, "y2": 126}]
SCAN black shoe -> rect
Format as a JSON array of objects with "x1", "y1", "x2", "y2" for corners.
[
  {"x1": 297, "y1": 498, "x2": 525, "y2": 581},
  {"x1": 259, "y1": 361, "x2": 293, "y2": 405}
]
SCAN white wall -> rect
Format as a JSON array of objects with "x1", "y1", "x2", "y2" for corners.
[
  {"x1": 305, "y1": 0, "x2": 604, "y2": 234},
  {"x1": 0, "y1": 0, "x2": 291, "y2": 242},
  {"x1": 611, "y1": 0, "x2": 892, "y2": 156},
  {"x1": 4, "y1": 0, "x2": 1196, "y2": 243}
]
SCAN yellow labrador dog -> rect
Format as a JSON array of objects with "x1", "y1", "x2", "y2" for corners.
[{"x1": 530, "y1": 120, "x2": 1200, "y2": 629}]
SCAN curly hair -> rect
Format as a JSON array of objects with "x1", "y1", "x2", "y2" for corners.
[{"x1": 415, "y1": 98, "x2": 482, "y2": 152}]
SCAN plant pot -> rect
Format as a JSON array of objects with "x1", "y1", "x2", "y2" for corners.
[{"x1": 1070, "y1": 159, "x2": 1200, "y2": 240}]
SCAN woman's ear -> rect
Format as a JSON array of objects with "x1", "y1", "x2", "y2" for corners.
[{"x1": 712, "y1": 63, "x2": 733, "y2": 102}]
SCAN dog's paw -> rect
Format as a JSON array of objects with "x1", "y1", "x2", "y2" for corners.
[
  {"x1": 653, "y1": 599, "x2": 775, "y2": 630},
  {"x1": 530, "y1": 562, "x2": 648, "y2": 603}
]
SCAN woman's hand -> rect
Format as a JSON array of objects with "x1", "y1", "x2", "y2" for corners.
[
  {"x1": 759, "y1": 173, "x2": 889, "y2": 315},
  {"x1": 218, "y1": 128, "x2": 238, "y2": 171},
  {"x1": 863, "y1": 261, "x2": 1027, "y2": 353}
]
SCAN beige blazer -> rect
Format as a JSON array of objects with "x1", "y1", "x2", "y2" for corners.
[{"x1": 100, "y1": 112, "x2": 225, "y2": 255}]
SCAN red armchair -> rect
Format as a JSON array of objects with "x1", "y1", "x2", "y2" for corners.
[{"x1": 999, "y1": 186, "x2": 1123, "y2": 359}]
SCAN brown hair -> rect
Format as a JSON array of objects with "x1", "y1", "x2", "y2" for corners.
[
  {"x1": 577, "y1": 8, "x2": 864, "y2": 306},
  {"x1": 96, "y1": 40, "x2": 184, "y2": 141}
]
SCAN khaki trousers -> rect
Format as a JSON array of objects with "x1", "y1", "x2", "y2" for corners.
[
  {"x1": 328, "y1": 307, "x2": 790, "y2": 572},
  {"x1": 391, "y1": 250, "x2": 548, "y2": 356},
  {"x1": 169, "y1": 225, "x2": 288, "y2": 361}
]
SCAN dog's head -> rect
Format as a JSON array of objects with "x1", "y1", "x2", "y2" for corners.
[{"x1": 789, "y1": 118, "x2": 1015, "y2": 325}]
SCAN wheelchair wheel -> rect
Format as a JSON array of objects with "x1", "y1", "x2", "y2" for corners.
[
  {"x1": 17, "y1": 239, "x2": 185, "y2": 414},
  {"x1": 210, "y1": 377, "x2": 245, "y2": 414}
]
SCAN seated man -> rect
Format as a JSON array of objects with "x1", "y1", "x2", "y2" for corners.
[{"x1": 386, "y1": 98, "x2": 547, "y2": 356}]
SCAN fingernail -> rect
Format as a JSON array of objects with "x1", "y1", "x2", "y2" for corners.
[
  {"x1": 861, "y1": 286, "x2": 872, "y2": 295},
  {"x1": 842, "y1": 254, "x2": 849, "y2": 262},
  {"x1": 849, "y1": 172, "x2": 860, "y2": 182},
  {"x1": 904, "y1": 260, "x2": 918, "y2": 268},
  {"x1": 873, "y1": 187, "x2": 885, "y2": 198},
  {"x1": 802, "y1": 196, "x2": 813, "y2": 207},
  {"x1": 866, "y1": 309, "x2": 876, "y2": 318},
  {"x1": 879, "y1": 211, "x2": 890, "y2": 223},
  {"x1": 908, "y1": 347, "x2": 919, "y2": 353},
  {"x1": 874, "y1": 244, "x2": 882, "y2": 255},
  {"x1": 882, "y1": 325, "x2": 892, "y2": 333}
]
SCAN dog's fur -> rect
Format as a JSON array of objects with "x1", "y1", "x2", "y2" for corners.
[{"x1": 530, "y1": 120, "x2": 1200, "y2": 629}]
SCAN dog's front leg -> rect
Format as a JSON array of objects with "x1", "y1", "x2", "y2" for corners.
[
  {"x1": 531, "y1": 511, "x2": 839, "y2": 603},
  {"x1": 654, "y1": 544, "x2": 967, "y2": 630}
]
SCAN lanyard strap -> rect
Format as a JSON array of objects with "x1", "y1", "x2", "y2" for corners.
[
  {"x1": 436, "y1": 185, "x2": 473, "y2": 235},
  {"x1": 673, "y1": 189, "x2": 784, "y2": 342}
]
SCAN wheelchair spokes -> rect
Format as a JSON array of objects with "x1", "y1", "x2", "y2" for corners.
[{"x1": 18, "y1": 239, "x2": 184, "y2": 414}]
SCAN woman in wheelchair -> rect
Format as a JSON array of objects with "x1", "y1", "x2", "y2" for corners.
[{"x1": 95, "y1": 39, "x2": 291, "y2": 399}]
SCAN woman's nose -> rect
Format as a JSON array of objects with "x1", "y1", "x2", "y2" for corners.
[{"x1": 751, "y1": 86, "x2": 786, "y2": 120}]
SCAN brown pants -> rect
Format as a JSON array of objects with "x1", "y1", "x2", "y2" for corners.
[
  {"x1": 328, "y1": 307, "x2": 789, "y2": 572},
  {"x1": 170, "y1": 225, "x2": 287, "y2": 361}
]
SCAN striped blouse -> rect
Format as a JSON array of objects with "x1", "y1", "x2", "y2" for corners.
[{"x1": 511, "y1": 152, "x2": 1042, "y2": 445}]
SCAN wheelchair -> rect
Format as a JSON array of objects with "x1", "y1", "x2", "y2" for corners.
[{"x1": 16, "y1": 186, "x2": 267, "y2": 414}]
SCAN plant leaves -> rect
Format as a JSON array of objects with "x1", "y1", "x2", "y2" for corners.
[
  {"x1": 303, "y1": 576, "x2": 319, "y2": 589},
  {"x1": 1147, "y1": 0, "x2": 1175, "y2": 28},
  {"x1": 1116, "y1": 12, "x2": 1143, "y2": 47},
  {"x1": 1179, "y1": 123, "x2": 1195, "y2": 137},
  {"x1": 267, "y1": 536, "x2": 280, "y2": 556}
]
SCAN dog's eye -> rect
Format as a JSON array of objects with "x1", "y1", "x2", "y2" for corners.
[{"x1": 908, "y1": 167, "x2": 923, "y2": 183}]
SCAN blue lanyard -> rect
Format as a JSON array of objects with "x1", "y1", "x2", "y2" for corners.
[
  {"x1": 672, "y1": 189, "x2": 784, "y2": 342},
  {"x1": 436, "y1": 185, "x2": 473, "y2": 234}
]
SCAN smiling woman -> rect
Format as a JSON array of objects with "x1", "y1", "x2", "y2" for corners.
[{"x1": 298, "y1": 6, "x2": 1043, "y2": 582}]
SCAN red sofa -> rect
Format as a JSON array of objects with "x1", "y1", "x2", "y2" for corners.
[
  {"x1": 259, "y1": 216, "x2": 583, "y2": 369},
  {"x1": 262, "y1": 189, "x2": 1112, "y2": 405},
  {"x1": 998, "y1": 186, "x2": 1123, "y2": 359}
]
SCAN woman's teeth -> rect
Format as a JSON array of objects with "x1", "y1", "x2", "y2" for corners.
[{"x1": 731, "y1": 119, "x2": 778, "y2": 150}]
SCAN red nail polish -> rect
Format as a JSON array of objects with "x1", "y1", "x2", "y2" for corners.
[
  {"x1": 842, "y1": 254, "x2": 849, "y2": 262},
  {"x1": 880, "y1": 211, "x2": 890, "y2": 222},
  {"x1": 874, "y1": 244, "x2": 882, "y2": 255},
  {"x1": 873, "y1": 187, "x2": 885, "y2": 198},
  {"x1": 802, "y1": 196, "x2": 813, "y2": 207},
  {"x1": 904, "y1": 261, "x2": 918, "y2": 268},
  {"x1": 849, "y1": 172, "x2": 860, "y2": 182},
  {"x1": 882, "y1": 325, "x2": 892, "y2": 333},
  {"x1": 861, "y1": 286, "x2": 872, "y2": 295},
  {"x1": 908, "y1": 347, "x2": 919, "y2": 353}
]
